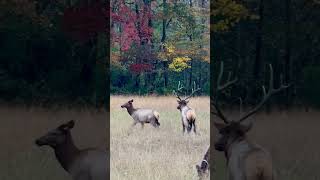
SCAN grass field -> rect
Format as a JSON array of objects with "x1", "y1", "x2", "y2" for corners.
[
  {"x1": 0, "y1": 106, "x2": 107, "y2": 180},
  {"x1": 110, "y1": 96, "x2": 210, "y2": 180},
  {"x1": 1, "y1": 97, "x2": 319, "y2": 180}
]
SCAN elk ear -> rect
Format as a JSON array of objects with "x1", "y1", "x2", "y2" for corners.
[
  {"x1": 129, "y1": 99, "x2": 134, "y2": 103},
  {"x1": 239, "y1": 121, "x2": 253, "y2": 132},
  {"x1": 213, "y1": 120, "x2": 227, "y2": 130},
  {"x1": 66, "y1": 120, "x2": 75, "y2": 129},
  {"x1": 185, "y1": 100, "x2": 189, "y2": 104},
  {"x1": 59, "y1": 120, "x2": 75, "y2": 131}
]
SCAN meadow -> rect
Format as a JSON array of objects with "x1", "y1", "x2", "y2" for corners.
[
  {"x1": 1, "y1": 98, "x2": 319, "y2": 180},
  {"x1": 0, "y1": 105, "x2": 107, "y2": 180},
  {"x1": 110, "y1": 96, "x2": 210, "y2": 180}
]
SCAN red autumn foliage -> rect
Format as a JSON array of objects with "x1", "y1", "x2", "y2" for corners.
[
  {"x1": 129, "y1": 63, "x2": 153, "y2": 74},
  {"x1": 111, "y1": 0, "x2": 153, "y2": 51}
]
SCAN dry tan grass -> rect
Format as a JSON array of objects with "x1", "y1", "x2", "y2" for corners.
[
  {"x1": 1, "y1": 99, "x2": 319, "y2": 180},
  {"x1": 0, "y1": 106, "x2": 107, "y2": 180},
  {"x1": 110, "y1": 96, "x2": 210, "y2": 180}
]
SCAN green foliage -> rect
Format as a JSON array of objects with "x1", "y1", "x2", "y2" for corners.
[{"x1": 211, "y1": 0, "x2": 251, "y2": 32}]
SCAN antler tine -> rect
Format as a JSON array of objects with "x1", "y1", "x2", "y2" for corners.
[
  {"x1": 212, "y1": 61, "x2": 238, "y2": 124},
  {"x1": 211, "y1": 100, "x2": 229, "y2": 124},
  {"x1": 184, "y1": 81, "x2": 201, "y2": 100},
  {"x1": 217, "y1": 62, "x2": 238, "y2": 91},
  {"x1": 174, "y1": 81, "x2": 184, "y2": 100},
  {"x1": 238, "y1": 64, "x2": 290, "y2": 123}
]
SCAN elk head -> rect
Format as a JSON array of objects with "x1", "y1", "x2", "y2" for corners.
[
  {"x1": 196, "y1": 164, "x2": 209, "y2": 179},
  {"x1": 173, "y1": 81, "x2": 201, "y2": 111},
  {"x1": 121, "y1": 99, "x2": 134, "y2": 109},
  {"x1": 35, "y1": 120, "x2": 75, "y2": 148},
  {"x1": 212, "y1": 62, "x2": 290, "y2": 152}
]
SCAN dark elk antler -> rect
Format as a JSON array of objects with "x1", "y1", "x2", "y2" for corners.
[
  {"x1": 185, "y1": 81, "x2": 201, "y2": 101},
  {"x1": 237, "y1": 64, "x2": 290, "y2": 123},
  {"x1": 173, "y1": 81, "x2": 185, "y2": 101},
  {"x1": 173, "y1": 81, "x2": 201, "y2": 101},
  {"x1": 211, "y1": 61, "x2": 238, "y2": 124},
  {"x1": 212, "y1": 62, "x2": 290, "y2": 124}
]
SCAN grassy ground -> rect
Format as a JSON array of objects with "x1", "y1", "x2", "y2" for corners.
[
  {"x1": 212, "y1": 108, "x2": 320, "y2": 180},
  {"x1": 110, "y1": 96, "x2": 210, "y2": 180},
  {"x1": 1, "y1": 98, "x2": 319, "y2": 180},
  {"x1": 0, "y1": 106, "x2": 107, "y2": 180}
]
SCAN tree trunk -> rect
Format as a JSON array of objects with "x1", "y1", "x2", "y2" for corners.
[
  {"x1": 161, "y1": 0, "x2": 168, "y2": 88},
  {"x1": 253, "y1": 0, "x2": 264, "y2": 104},
  {"x1": 284, "y1": 0, "x2": 292, "y2": 108}
]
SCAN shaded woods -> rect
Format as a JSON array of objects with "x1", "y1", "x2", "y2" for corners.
[
  {"x1": 0, "y1": 0, "x2": 109, "y2": 107},
  {"x1": 211, "y1": 0, "x2": 320, "y2": 109}
]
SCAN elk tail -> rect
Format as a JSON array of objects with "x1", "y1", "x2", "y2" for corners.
[{"x1": 153, "y1": 111, "x2": 160, "y2": 120}]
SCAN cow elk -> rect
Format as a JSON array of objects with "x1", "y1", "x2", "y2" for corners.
[
  {"x1": 35, "y1": 120, "x2": 108, "y2": 180},
  {"x1": 174, "y1": 81, "x2": 200, "y2": 134},
  {"x1": 212, "y1": 62, "x2": 290, "y2": 180},
  {"x1": 196, "y1": 146, "x2": 210, "y2": 180},
  {"x1": 121, "y1": 99, "x2": 160, "y2": 129}
]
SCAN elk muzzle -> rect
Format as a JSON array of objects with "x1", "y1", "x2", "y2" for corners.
[{"x1": 214, "y1": 134, "x2": 227, "y2": 151}]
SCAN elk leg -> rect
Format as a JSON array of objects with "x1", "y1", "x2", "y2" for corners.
[
  {"x1": 131, "y1": 121, "x2": 138, "y2": 127},
  {"x1": 193, "y1": 121, "x2": 197, "y2": 134},
  {"x1": 127, "y1": 121, "x2": 138, "y2": 135},
  {"x1": 182, "y1": 123, "x2": 186, "y2": 134},
  {"x1": 141, "y1": 122, "x2": 144, "y2": 129},
  {"x1": 187, "y1": 122, "x2": 192, "y2": 133}
]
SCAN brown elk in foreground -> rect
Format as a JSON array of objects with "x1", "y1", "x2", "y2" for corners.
[
  {"x1": 35, "y1": 120, "x2": 108, "y2": 180},
  {"x1": 121, "y1": 99, "x2": 160, "y2": 129},
  {"x1": 174, "y1": 82, "x2": 200, "y2": 134},
  {"x1": 212, "y1": 62, "x2": 290, "y2": 180},
  {"x1": 196, "y1": 146, "x2": 210, "y2": 179}
]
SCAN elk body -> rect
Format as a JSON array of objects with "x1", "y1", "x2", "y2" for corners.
[
  {"x1": 35, "y1": 120, "x2": 108, "y2": 180},
  {"x1": 212, "y1": 62, "x2": 289, "y2": 180},
  {"x1": 196, "y1": 146, "x2": 210, "y2": 179},
  {"x1": 121, "y1": 99, "x2": 160, "y2": 128},
  {"x1": 174, "y1": 82, "x2": 200, "y2": 134}
]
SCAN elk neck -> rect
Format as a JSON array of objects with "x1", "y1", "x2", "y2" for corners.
[
  {"x1": 126, "y1": 105, "x2": 137, "y2": 116},
  {"x1": 225, "y1": 135, "x2": 247, "y2": 164},
  {"x1": 180, "y1": 105, "x2": 190, "y2": 113},
  {"x1": 201, "y1": 148, "x2": 210, "y2": 169},
  {"x1": 53, "y1": 132, "x2": 80, "y2": 172}
]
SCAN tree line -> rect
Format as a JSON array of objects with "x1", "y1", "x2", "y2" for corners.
[{"x1": 0, "y1": 0, "x2": 319, "y2": 108}]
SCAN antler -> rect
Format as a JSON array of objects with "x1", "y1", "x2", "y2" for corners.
[
  {"x1": 238, "y1": 64, "x2": 290, "y2": 123},
  {"x1": 173, "y1": 81, "x2": 184, "y2": 101},
  {"x1": 185, "y1": 81, "x2": 201, "y2": 100},
  {"x1": 212, "y1": 61, "x2": 238, "y2": 124}
]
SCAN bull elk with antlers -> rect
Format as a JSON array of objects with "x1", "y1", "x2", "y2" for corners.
[
  {"x1": 212, "y1": 62, "x2": 290, "y2": 180},
  {"x1": 174, "y1": 82, "x2": 201, "y2": 134}
]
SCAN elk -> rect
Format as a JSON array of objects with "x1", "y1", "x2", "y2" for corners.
[
  {"x1": 196, "y1": 146, "x2": 210, "y2": 179},
  {"x1": 121, "y1": 99, "x2": 160, "y2": 128},
  {"x1": 174, "y1": 81, "x2": 200, "y2": 134},
  {"x1": 35, "y1": 120, "x2": 108, "y2": 180},
  {"x1": 212, "y1": 62, "x2": 290, "y2": 180}
]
